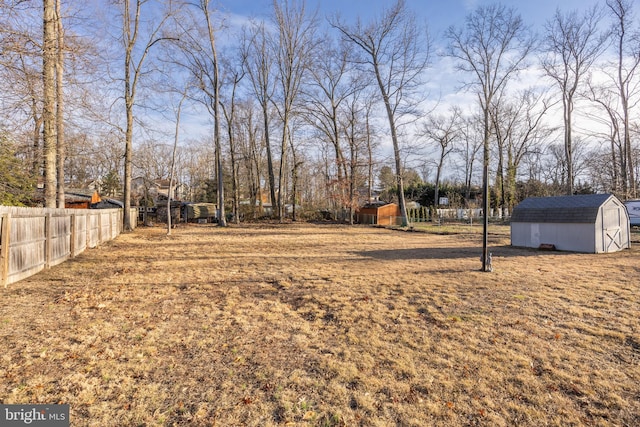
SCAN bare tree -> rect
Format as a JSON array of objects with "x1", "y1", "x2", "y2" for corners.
[
  {"x1": 455, "y1": 113, "x2": 483, "y2": 201},
  {"x1": 421, "y1": 107, "x2": 461, "y2": 211},
  {"x1": 303, "y1": 38, "x2": 353, "y2": 212},
  {"x1": 606, "y1": 0, "x2": 640, "y2": 198},
  {"x1": 0, "y1": 2, "x2": 44, "y2": 178},
  {"x1": 285, "y1": 115, "x2": 306, "y2": 221},
  {"x1": 236, "y1": 100, "x2": 264, "y2": 219},
  {"x1": 271, "y1": 0, "x2": 317, "y2": 220},
  {"x1": 55, "y1": 0, "x2": 65, "y2": 208},
  {"x1": 491, "y1": 89, "x2": 556, "y2": 214},
  {"x1": 242, "y1": 22, "x2": 277, "y2": 216},
  {"x1": 340, "y1": 80, "x2": 372, "y2": 224},
  {"x1": 199, "y1": 0, "x2": 225, "y2": 226},
  {"x1": 541, "y1": 6, "x2": 608, "y2": 196},
  {"x1": 332, "y1": 0, "x2": 430, "y2": 227},
  {"x1": 220, "y1": 53, "x2": 246, "y2": 224},
  {"x1": 584, "y1": 81, "x2": 623, "y2": 193},
  {"x1": 133, "y1": 140, "x2": 174, "y2": 181},
  {"x1": 167, "y1": 90, "x2": 187, "y2": 235},
  {"x1": 543, "y1": 138, "x2": 591, "y2": 193},
  {"x1": 584, "y1": 145, "x2": 619, "y2": 193},
  {"x1": 446, "y1": 3, "x2": 533, "y2": 271},
  {"x1": 121, "y1": 0, "x2": 175, "y2": 230},
  {"x1": 456, "y1": 114, "x2": 484, "y2": 202},
  {"x1": 171, "y1": 1, "x2": 227, "y2": 225},
  {"x1": 363, "y1": 95, "x2": 378, "y2": 204}
]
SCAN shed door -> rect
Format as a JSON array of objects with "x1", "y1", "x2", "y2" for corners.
[
  {"x1": 602, "y1": 208, "x2": 623, "y2": 252},
  {"x1": 530, "y1": 223, "x2": 540, "y2": 248}
]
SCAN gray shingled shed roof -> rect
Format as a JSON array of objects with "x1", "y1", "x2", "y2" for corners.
[{"x1": 511, "y1": 194, "x2": 614, "y2": 224}]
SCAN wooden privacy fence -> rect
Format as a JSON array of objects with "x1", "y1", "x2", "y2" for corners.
[{"x1": 0, "y1": 206, "x2": 137, "y2": 287}]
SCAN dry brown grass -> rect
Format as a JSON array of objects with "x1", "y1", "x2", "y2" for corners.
[{"x1": 1, "y1": 223, "x2": 639, "y2": 426}]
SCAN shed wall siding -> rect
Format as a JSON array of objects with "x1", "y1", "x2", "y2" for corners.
[{"x1": 511, "y1": 223, "x2": 595, "y2": 252}]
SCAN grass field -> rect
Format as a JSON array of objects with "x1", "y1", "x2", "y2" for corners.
[{"x1": 0, "y1": 223, "x2": 639, "y2": 426}]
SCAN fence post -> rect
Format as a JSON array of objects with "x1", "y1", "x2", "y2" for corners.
[
  {"x1": 97, "y1": 211, "x2": 102, "y2": 245},
  {"x1": 45, "y1": 213, "x2": 52, "y2": 268},
  {"x1": 1, "y1": 213, "x2": 11, "y2": 288},
  {"x1": 70, "y1": 214, "x2": 76, "y2": 258},
  {"x1": 86, "y1": 212, "x2": 91, "y2": 249}
]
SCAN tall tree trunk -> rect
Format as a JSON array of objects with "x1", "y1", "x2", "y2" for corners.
[
  {"x1": 222, "y1": 73, "x2": 243, "y2": 224},
  {"x1": 621, "y1": 66, "x2": 635, "y2": 199},
  {"x1": 495, "y1": 154, "x2": 504, "y2": 215},
  {"x1": 331, "y1": 113, "x2": 347, "y2": 209},
  {"x1": 262, "y1": 104, "x2": 276, "y2": 213},
  {"x1": 226, "y1": 113, "x2": 240, "y2": 224},
  {"x1": 248, "y1": 116, "x2": 263, "y2": 218},
  {"x1": 124, "y1": 95, "x2": 133, "y2": 229},
  {"x1": 167, "y1": 93, "x2": 186, "y2": 235},
  {"x1": 564, "y1": 95, "x2": 574, "y2": 195},
  {"x1": 481, "y1": 104, "x2": 490, "y2": 271},
  {"x1": 122, "y1": 0, "x2": 135, "y2": 231},
  {"x1": 230, "y1": 144, "x2": 240, "y2": 224},
  {"x1": 434, "y1": 152, "x2": 443, "y2": 209},
  {"x1": 348, "y1": 130, "x2": 357, "y2": 225},
  {"x1": 32, "y1": 116, "x2": 43, "y2": 177},
  {"x1": 373, "y1": 64, "x2": 408, "y2": 227},
  {"x1": 610, "y1": 134, "x2": 619, "y2": 194},
  {"x1": 277, "y1": 109, "x2": 289, "y2": 221},
  {"x1": 366, "y1": 110, "x2": 373, "y2": 203},
  {"x1": 214, "y1": 86, "x2": 225, "y2": 226},
  {"x1": 55, "y1": 0, "x2": 65, "y2": 208},
  {"x1": 43, "y1": 0, "x2": 57, "y2": 208},
  {"x1": 201, "y1": 1, "x2": 226, "y2": 226},
  {"x1": 289, "y1": 131, "x2": 299, "y2": 222},
  {"x1": 212, "y1": 41, "x2": 227, "y2": 227},
  {"x1": 506, "y1": 153, "x2": 517, "y2": 214}
]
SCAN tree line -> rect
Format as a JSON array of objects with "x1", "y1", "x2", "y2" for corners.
[{"x1": 0, "y1": 0, "x2": 639, "y2": 228}]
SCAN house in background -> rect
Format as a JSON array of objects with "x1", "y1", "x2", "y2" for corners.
[{"x1": 510, "y1": 194, "x2": 630, "y2": 253}]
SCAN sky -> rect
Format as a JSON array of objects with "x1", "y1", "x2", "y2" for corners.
[
  {"x1": 208, "y1": 0, "x2": 606, "y2": 112},
  {"x1": 215, "y1": 0, "x2": 603, "y2": 38},
  {"x1": 171, "y1": 0, "x2": 610, "y2": 176}
]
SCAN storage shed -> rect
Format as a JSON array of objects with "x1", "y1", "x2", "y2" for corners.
[
  {"x1": 510, "y1": 194, "x2": 630, "y2": 253},
  {"x1": 183, "y1": 203, "x2": 217, "y2": 223},
  {"x1": 356, "y1": 202, "x2": 401, "y2": 226}
]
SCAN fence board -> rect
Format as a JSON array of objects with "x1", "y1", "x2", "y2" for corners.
[
  {"x1": 100, "y1": 212, "x2": 111, "y2": 243},
  {"x1": 110, "y1": 211, "x2": 120, "y2": 239},
  {"x1": 73, "y1": 214, "x2": 87, "y2": 256},
  {"x1": 10, "y1": 215, "x2": 46, "y2": 283},
  {"x1": 88, "y1": 213, "x2": 100, "y2": 248},
  {"x1": 50, "y1": 215, "x2": 71, "y2": 268}
]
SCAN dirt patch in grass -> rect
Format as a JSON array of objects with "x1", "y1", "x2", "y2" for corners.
[{"x1": 1, "y1": 223, "x2": 639, "y2": 426}]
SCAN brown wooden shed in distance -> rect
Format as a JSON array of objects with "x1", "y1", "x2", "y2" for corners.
[
  {"x1": 65, "y1": 190, "x2": 102, "y2": 209},
  {"x1": 356, "y1": 202, "x2": 401, "y2": 226}
]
